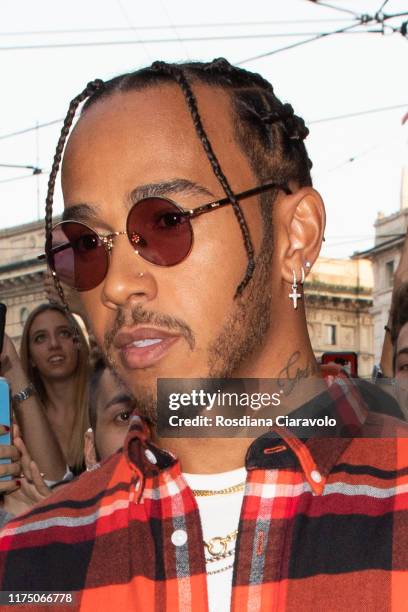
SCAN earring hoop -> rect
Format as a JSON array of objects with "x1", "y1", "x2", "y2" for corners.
[{"x1": 289, "y1": 269, "x2": 302, "y2": 310}]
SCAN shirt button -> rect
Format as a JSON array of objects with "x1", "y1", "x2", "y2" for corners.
[
  {"x1": 310, "y1": 470, "x2": 322, "y2": 483},
  {"x1": 144, "y1": 449, "x2": 157, "y2": 464},
  {"x1": 171, "y1": 529, "x2": 188, "y2": 547}
]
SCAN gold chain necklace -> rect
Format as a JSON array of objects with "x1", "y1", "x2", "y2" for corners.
[
  {"x1": 204, "y1": 529, "x2": 238, "y2": 560},
  {"x1": 207, "y1": 562, "x2": 234, "y2": 576},
  {"x1": 205, "y1": 548, "x2": 235, "y2": 563},
  {"x1": 192, "y1": 482, "x2": 245, "y2": 497}
]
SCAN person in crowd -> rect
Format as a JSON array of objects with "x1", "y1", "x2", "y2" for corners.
[
  {"x1": 0, "y1": 424, "x2": 52, "y2": 528},
  {"x1": 84, "y1": 357, "x2": 134, "y2": 469},
  {"x1": 378, "y1": 233, "x2": 408, "y2": 378},
  {"x1": 392, "y1": 284, "x2": 408, "y2": 384},
  {"x1": 19, "y1": 303, "x2": 90, "y2": 474},
  {"x1": 1, "y1": 334, "x2": 67, "y2": 483},
  {"x1": 378, "y1": 281, "x2": 408, "y2": 417},
  {"x1": 3, "y1": 303, "x2": 90, "y2": 476},
  {"x1": 1, "y1": 59, "x2": 408, "y2": 611}
]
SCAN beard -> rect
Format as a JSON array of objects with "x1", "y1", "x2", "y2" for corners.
[
  {"x1": 207, "y1": 233, "x2": 272, "y2": 377},
  {"x1": 124, "y1": 230, "x2": 273, "y2": 426}
]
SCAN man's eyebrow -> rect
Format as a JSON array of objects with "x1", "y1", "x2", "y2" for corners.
[
  {"x1": 397, "y1": 347, "x2": 408, "y2": 359},
  {"x1": 62, "y1": 180, "x2": 214, "y2": 221},
  {"x1": 130, "y1": 179, "x2": 214, "y2": 204},
  {"x1": 103, "y1": 393, "x2": 133, "y2": 412},
  {"x1": 62, "y1": 203, "x2": 99, "y2": 223}
]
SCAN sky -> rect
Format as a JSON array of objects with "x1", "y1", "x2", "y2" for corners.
[{"x1": 0, "y1": 0, "x2": 407, "y2": 260}]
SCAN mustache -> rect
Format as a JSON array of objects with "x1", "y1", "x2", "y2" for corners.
[{"x1": 104, "y1": 303, "x2": 196, "y2": 353}]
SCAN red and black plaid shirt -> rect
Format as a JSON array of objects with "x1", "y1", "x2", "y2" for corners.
[{"x1": 1, "y1": 374, "x2": 408, "y2": 611}]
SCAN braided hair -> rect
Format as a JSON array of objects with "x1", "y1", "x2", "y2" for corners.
[{"x1": 45, "y1": 59, "x2": 312, "y2": 297}]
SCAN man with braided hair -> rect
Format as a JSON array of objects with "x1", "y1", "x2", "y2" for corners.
[{"x1": 1, "y1": 58, "x2": 408, "y2": 611}]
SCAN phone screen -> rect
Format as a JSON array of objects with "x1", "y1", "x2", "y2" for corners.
[{"x1": 0, "y1": 377, "x2": 12, "y2": 481}]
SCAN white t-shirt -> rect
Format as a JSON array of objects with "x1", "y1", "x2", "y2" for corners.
[{"x1": 183, "y1": 467, "x2": 246, "y2": 612}]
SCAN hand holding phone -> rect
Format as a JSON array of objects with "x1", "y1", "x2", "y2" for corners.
[{"x1": 0, "y1": 377, "x2": 17, "y2": 483}]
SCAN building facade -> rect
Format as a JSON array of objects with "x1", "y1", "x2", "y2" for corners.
[
  {"x1": 0, "y1": 219, "x2": 47, "y2": 345},
  {"x1": 357, "y1": 166, "x2": 408, "y2": 363},
  {"x1": 305, "y1": 257, "x2": 374, "y2": 377}
]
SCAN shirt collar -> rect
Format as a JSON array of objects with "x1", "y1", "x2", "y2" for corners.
[{"x1": 123, "y1": 370, "x2": 369, "y2": 495}]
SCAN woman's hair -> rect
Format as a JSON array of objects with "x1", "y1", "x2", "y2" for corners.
[{"x1": 19, "y1": 303, "x2": 90, "y2": 471}]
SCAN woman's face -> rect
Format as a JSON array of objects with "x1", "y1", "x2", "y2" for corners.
[{"x1": 28, "y1": 310, "x2": 79, "y2": 381}]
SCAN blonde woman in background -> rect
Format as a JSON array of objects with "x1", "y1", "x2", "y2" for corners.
[
  {"x1": 19, "y1": 303, "x2": 90, "y2": 475},
  {"x1": 1, "y1": 304, "x2": 89, "y2": 478}
]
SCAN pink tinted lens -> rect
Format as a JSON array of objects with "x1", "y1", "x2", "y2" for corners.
[
  {"x1": 49, "y1": 222, "x2": 108, "y2": 291},
  {"x1": 126, "y1": 197, "x2": 193, "y2": 266}
]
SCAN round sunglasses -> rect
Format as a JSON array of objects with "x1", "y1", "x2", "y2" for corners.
[{"x1": 40, "y1": 181, "x2": 291, "y2": 292}]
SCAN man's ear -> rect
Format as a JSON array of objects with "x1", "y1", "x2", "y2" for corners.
[
  {"x1": 274, "y1": 187, "x2": 326, "y2": 284},
  {"x1": 84, "y1": 429, "x2": 97, "y2": 470}
]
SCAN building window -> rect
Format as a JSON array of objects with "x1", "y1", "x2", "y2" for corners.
[
  {"x1": 385, "y1": 260, "x2": 394, "y2": 288},
  {"x1": 325, "y1": 324, "x2": 337, "y2": 345}
]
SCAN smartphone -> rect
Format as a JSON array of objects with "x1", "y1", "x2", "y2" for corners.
[
  {"x1": 321, "y1": 351, "x2": 358, "y2": 377},
  {"x1": 0, "y1": 302, "x2": 6, "y2": 354},
  {"x1": 0, "y1": 377, "x2": 13, "y2": 481}
]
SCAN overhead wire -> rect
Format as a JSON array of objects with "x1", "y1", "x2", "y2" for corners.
[
  {"x1": 0, "y1": 19, "x2": 357, "y2": 36},
  {"x1": 0, "y1": 29, "x2": 376, "y2": 51},
  {"x1": 237, "y1": 7, "x2": 408, "y2": 65},
  {"x1": 115, "y1": 0, "x2": 152, "y2": 62},
  {"x1": 0, "y1": 163, "x2": 41, "y2": 172},
  {"x1": 237, "y1": 20, "x2": 366, "y2": 64},
  {"x1": 0, "y1": 118, "x2": 62, "y2": 140},
  {"x1": 309, "y1": 103, "x2": 408, "y2": 124},
  {"x1": 158, "y1": 0, "x2": 191, "y2": 59},
  {"x1": 305, "y1": 1, "x2": 362, "y2": 18},
  {"x1": 0, "y1": 173, "x2": 48, "y2": 185},
  {"x1": 384, "y1": 11, "x2": 408, "y2": 19},
  {"x1": 326, "y1": 135, "x2": 402, "y2": 172},
  {"x1": 378, "y1": 0, "x2": 390, "y2": 11}
]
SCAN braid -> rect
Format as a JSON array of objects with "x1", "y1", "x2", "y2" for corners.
[
  {"x1": 196, "y1": 58, "x2": 313, "y2": 174},
  {"x1": 45, "y1": 79, "x2": 104, "y2": 242},
  {"x1": 151, "y1": 61, "x2": 255, "y2": 296},
  {"x1": 44, "y1": 78, "x2": 104, "y2": 309}
]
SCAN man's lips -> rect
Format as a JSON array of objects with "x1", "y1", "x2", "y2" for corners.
[{"x1": 113, "y1": 327, "x2": 180, "y2": 369}]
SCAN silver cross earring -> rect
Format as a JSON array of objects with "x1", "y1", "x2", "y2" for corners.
[{"x1": 289, "y1": 270, "x2": 302, "y2": 310}]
